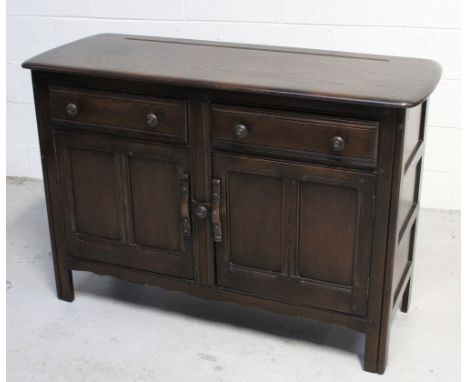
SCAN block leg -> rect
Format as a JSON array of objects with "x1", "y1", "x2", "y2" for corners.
[
  {"x1": 363, "y1": 324, "x2": 389, "y2": 374},
  {"x1": 400, "y1": 277, "x2": 412, "y2": 313},
  {"x1": 55, "y1": 265, "x2": 74, "y2": 302}
]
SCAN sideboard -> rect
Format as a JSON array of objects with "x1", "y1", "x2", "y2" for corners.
[{"x1": 22, "y1": 34, "x2": 441, "y2": 373}]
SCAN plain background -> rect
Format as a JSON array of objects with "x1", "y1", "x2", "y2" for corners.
[{"x1": 5, "y1": 0, "x2": 461, "y2": 210}]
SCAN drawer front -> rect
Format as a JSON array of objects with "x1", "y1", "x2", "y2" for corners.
[
  {"x1": 49, "y1": 87, "x2": 187, "y2": 141},
  {"x1": 211, "y1": 104, "x2": 378, "y2": 163}
]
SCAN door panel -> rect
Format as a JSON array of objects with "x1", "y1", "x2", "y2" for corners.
[
  {"x1": 228, "y1": 171, "x2": 283, "y2": 273},
  {"x1": 213, "y1": 153, "x2": 375, "y2": 315},
  {"x1": 129, "y1": 155, "x2": 181, "y2": 252},
  {"x1": 68, "y1": 147, "x2": 120, "y2": 241},
  {"x1": 297, "y1": 181, "x2": 357, "y2": 286},
  {"x1": 55, "y1": 131, "x2": 194, "y2": 279}
]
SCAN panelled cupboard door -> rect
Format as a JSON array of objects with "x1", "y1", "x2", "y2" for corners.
[
  {"x1": 54, "y1": 131, "x2": 194, "y2": 279},
  {"x1": 213, "y1": 153, "x2": 375, "y2": 315}
]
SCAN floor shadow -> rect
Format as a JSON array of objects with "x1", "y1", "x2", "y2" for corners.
[{"x1": 74, "y1": 271, "x2": 366, "y2": 367}]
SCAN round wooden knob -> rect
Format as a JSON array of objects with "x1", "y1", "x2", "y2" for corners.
[
  {"x1": 66, "y1": 103, "x2": 78, "y2": 117},
  {"x1": 330, "y1": 136, "x2": 346, "y2": 152},
  {"x1": 146, "y1": 113, "x2": 159, "y2": 128},
  {"x1": 194, "y1": 205, "x2": 208, "y2": 219},
  {"x1": 234, "y1": 124, "x2": 248, "y2": 139}
]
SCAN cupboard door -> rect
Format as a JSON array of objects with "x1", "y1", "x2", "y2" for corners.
[
  {"x1": 213, "y1": 153, "x2": 375, "y2": 315},
  {"x1": 55, "y1": 131, "x2": 194, "y2": 279}
]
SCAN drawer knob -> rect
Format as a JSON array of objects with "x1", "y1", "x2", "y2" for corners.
[
  {"x1": 330, "y1": 136, "x2": 346, "y2": 152},
  {"x1": 146, "y1": 113, "x2": 159, "y2": 128},
  {"x1": 234, "y1": 124, "x2": 248, "y2": 139},
  {"x1": 66, "y1": 103, "x2": 78, "y2": 117},
  {"x1": 194, "y1": 205, "x2": 208, "y2": 219}
]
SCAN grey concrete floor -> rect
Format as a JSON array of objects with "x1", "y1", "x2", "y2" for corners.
[{"x1": 6, "y1": 178, "x2": 460, "y2": 381}]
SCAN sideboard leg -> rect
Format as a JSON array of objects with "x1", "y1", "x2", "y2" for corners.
[
  {"x1": 400, "y1": 277, "x2": 412, "y2": 313},
  {"x1": 364, "y1": 332, "x2": 378, "y2": 373},
  {"x1": 55, "y1": 265, "x2": 74, "y2": 302},
  {"x1": 364, "y1": 324, "x2": 389, "y2": 374}
]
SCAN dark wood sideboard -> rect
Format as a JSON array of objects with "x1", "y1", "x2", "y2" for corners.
[{"x1": 22, "y1": 34, "x2": 441, "y2": 373}]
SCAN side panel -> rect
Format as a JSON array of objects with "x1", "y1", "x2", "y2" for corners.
[
  {"x1": 370, "y1": 102, "x2": 428, "y2": 374},
  {"x1": 392, "y1": 104, "x2": 426, "y2": 308}
]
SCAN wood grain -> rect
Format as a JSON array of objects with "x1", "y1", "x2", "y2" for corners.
[{"x1": 23, "y1": 33, "x2": 441, "y2": 108}]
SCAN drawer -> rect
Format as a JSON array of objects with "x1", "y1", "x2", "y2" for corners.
[
  {"x1": 49, "y1": 87, "x2": 187, "y2": 141},
  {"x1": 211, "y1": 104, "x2": 378, "y2": 163}
]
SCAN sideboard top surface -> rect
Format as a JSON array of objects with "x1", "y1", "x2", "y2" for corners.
[{"x1": 23, "y1": 33, "x2": 441, "y2": 109}]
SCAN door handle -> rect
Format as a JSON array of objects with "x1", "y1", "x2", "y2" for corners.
[
  {"x1": 211, "y1": 178, "x2": 222, "y2": 242},
  {"x1": 180, "y1": 173, "x2": 191, "y2": 235}
]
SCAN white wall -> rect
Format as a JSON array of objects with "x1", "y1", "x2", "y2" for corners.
[{"x1": 6, "y1": 0, "x2": 461, "y2": 210}]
